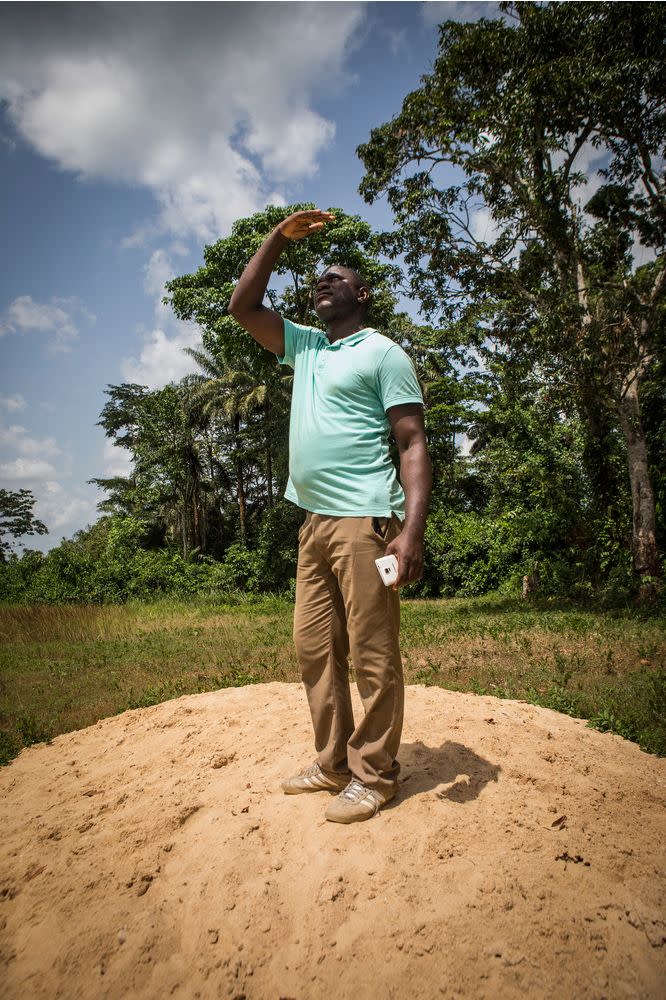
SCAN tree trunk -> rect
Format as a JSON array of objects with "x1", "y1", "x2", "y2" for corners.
[
  {"x1": 236, "y1": 457, "x2": 247, "y2": 546},
  {"x1": 616, "y1": 378, "x2": 661, "y2": 598},
  {"x1": 181, "y1": 508, "x2": 189, "y2": 560},
  {"x1": 579, "y1": 381, "x2": 622, "y2": 513},
  {"x1": 199, "y1": 499, "x2": 207, "y2": 553},
  {"x1": 206, "y1": 435, "x2": 223, "y2": 535},
  {"x1": 233, "y1": 414, "x2": 247, "y2": 546},
  {"x1": 192, "y1": 489, "x2": 202, "y2": 553},
  {"x1": 265, "y1": 397, "x2": 273, "y2": 509}
]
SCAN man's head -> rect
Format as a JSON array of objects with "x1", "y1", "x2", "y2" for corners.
[{"x1": 314, "y1": 265, "x2": 370, "y2": 324}]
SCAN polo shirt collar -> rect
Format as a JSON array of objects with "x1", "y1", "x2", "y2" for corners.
[{"x1": 320, "y1": 327, "x2": 376, "y2": 349}]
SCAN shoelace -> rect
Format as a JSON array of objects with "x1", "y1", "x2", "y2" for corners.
[
  {"x1": 341, "y1": 778, "x2": 369, "y2": 802},
  {"x1": 302, "y1": 763, "x2": 322, "y2": 778}
]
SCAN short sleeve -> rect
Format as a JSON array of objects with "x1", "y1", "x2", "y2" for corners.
[
  {"x1": 277, "y1": 317, "x2": 324, "y2": 369},
  {"x1": 376, "y1": 344, "x2": 424, "y2": 411},
  {"x1": 276, "y1": 317, "x2": 296, "y2": 368}
]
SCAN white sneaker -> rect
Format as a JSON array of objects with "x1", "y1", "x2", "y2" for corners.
[
  {"x1": 281, "y1": 762, "x2": 350, "y2": 795},
  {"x1": 325, "y1": 778, "x2": 396, "y2": 823}
]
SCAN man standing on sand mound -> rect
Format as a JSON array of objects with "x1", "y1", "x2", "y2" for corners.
[{"x1": 229, "y1": 209, "x2": 432, "y2": 824}]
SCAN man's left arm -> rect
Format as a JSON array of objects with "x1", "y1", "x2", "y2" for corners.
[{"x1": 385, "y1": 403, "x2": 432, "y2": 590}]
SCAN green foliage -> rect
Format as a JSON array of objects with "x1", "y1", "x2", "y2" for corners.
[
  {"x1": 0, "y1": 507, "x2": 302, "y2": 604},
  {"x1": 91, "y1": 382, "x2": 216, "y2": 558},
  {"x1": 0, "y1": 518, "x2": 208, "y2": 604},
  {"x1": 0, "y1": 730, "x2": 20, "y2": 767},
  {"x1": 358, "y1": 1, "x2": 666, "y2": 588},
  {"x1": 2, "y1": 595, "x2": 664, "y2": 766},
  {"x1": 166, "y1": 202, "x2": 403, "y2": 337},
  {"x1": 251, "y1": 499, "x2": 301, "y2": 590},
  {"x1": 419, "y1": 510, "x2": 529, "y2": 597},
  {"x1": 0, "y1": 488, "x2": 48, "y2": 560}
]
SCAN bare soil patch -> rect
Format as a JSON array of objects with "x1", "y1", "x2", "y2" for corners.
[{"x1": 1, "y1": 683, "x2": 664, "y2": 999}]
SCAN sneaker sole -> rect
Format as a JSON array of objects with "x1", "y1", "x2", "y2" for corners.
[
  {"x1": 325, "y1": 791, "x2": 396, "y2": 822},
  {"x1": 282, "y1": 778, "x2": 350, "y2": 795}
]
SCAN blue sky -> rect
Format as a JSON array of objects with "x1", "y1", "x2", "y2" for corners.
[{"x1": 0, "y1": 1, "x2": 497, "y2": 551}]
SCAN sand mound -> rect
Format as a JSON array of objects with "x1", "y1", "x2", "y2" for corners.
[{"x1": 1, "y1": 683, "x2": 664, "y2": 999}]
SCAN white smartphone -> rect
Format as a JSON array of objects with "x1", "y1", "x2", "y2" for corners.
[{"x1": 375, "y1": 554, "x2": 399, "y2": 586}]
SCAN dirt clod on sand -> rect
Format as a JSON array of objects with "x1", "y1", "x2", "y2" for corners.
[{"x1": 1, "y1": 683, "x2": 664, "y2": 999}]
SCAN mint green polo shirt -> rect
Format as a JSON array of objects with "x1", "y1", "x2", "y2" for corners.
[{"x1": 276, "y1": 318, "x2": 423, "y2": 518}]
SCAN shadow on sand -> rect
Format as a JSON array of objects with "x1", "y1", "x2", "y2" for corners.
[{"x1": 388, "y1": 739, "x2": 501, "y2": 807}]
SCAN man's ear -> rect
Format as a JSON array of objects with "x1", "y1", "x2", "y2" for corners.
[{"x1": 358, "y1": 286, "x2": 370, "y2": 305}]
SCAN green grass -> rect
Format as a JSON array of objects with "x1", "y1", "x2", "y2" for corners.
[{"x1": 1, "y1": 593, "x2": 664, "y2": 765}]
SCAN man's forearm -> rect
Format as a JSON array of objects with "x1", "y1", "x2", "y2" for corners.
[
  {"x1": 228, "y1": 227, "x2": 289, "y2": 316},
  {"x1": 400, "y1": 442, "x2": 432, "y2": 538}
]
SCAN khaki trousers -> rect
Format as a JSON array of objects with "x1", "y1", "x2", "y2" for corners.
[{"x1": 293, "y1": 511, "x2": 404, "y2": 797}]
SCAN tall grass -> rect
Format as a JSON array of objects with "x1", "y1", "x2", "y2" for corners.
[{"x1": 1, "y1": 594, "x2": 664, "y2": 765}]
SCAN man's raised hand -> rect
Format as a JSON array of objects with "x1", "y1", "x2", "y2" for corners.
[
  {"x1": 279, "y1": 209, "x2": 335, "y2": 241},
  {"x1": 229, "y1": 208, "x2": 334, "y2": 355}
]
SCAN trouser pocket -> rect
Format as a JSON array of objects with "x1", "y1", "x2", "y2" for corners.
[
  {"x1": 372, "y1": 516, "x2": 390, "y2": 539},
  {"x1": 298, "y1": 511, "x2": 313, "y2": 541}
]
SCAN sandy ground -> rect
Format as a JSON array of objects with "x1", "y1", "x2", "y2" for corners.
[{"x1": 1, "y1": 682, "x2": 665, "y2": 1000}]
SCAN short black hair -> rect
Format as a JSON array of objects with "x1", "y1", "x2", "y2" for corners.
[
  {"x1": 315, "y1": 265, "x2": 371, "y2": 316},
  {"x1": 320, "y1": 264, "x2": 369, "y2": 290},
  {"x1": 344, "y1": 267, "x2": 370, "y2": 315},
  {"x1": 342, "y1": 266, "x2": 368, "y2": 289}
]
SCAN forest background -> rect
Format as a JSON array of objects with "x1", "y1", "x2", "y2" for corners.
[
  {"x1": 1, "y1": 3, "x2": 665, "y2": 765},
  {"x1": 2, "y1": 3, "x2": 663, "y2": 608}
]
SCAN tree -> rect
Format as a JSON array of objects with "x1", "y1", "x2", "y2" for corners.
[
  {"x1": 166, "y1": 203, "x2": 462, "y2": 524},
  {"x1": 0, "y1": 488, "x2": 48, "y2": 560},
  {"x1": 92, "y1": 382, "x2": 212, "y2": 558},
  {"x1": 184, "y1": 345, "x2": 290, "y2": 544},
  {"x1": 358, "y1": 2, "x2": 665, "y2": 596},
  {"x1": 166, "y1": 204, "x2": 404, "y2": 345}
]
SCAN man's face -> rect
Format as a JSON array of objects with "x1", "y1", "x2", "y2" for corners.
[{"x1": 314, "y1": 266, "x2": 368, "y2": 322}]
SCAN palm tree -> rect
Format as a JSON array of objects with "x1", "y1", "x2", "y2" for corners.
[{"x1": 185, "y1": 346, "x2": 291, "y2": 544}]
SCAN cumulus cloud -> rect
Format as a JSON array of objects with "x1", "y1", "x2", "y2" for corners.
[
  {"x1": 0, "y1": 457, "x2": 57, "y2": 480},
  {"x1": 456, "y1": 431, "x2": 473, "y2": 457},
  {"x1": 0, "y1": 3, "x2": 364, "y2": 242},
  {"x1": 0, "y1": 411, "x2": 69, "y2": 488},
  {"x1": 0, "y1": 424, "x2": 61, "y2": 458},
  {"x1": 0, "y1": 416, "x2": 98, "y2": 549},
  {"x1": 103, "y1": 438, "x2": 133, "y2": 478},
  {"x1": 0, "y1": 295, "x2": 95, "y2": 353},
  {"x1": 38, "y1": 480, "x2": 98, "y2": 535},
  {"x1": 121, "y1": 324, "x2": 201, "y2": 389},
  {"x1": 421, "y1": 2, "x2": 501, "y2": 27},
  {"x1": 121, "y1": 245, "x2": 202, "y2": 388},
  {"x1": 470, "y1": 206, "x2": 500, "y2": 246},
  {"x1": 0, "y1": 393, "x2": 26, "y2": 412}
]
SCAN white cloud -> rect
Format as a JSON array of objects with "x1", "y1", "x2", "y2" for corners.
[
  {"x1": 0, "y1": 457, "x2": 57, "y2": 480},
  {"x1": 470, "y1": 206, "x2": 500, "y2": 246},
  {"x1": 37, "y1": 481, "x2": 98, "y2": 534},
  {"x1": 103, "y1": 438, "x2": 133, "y2": 478},
  {"x1": 0, "y1": 295, "x2": 95, "y2": 353},
  {"x1": 144, "y1": 248, "x2": 175, "y2": 315},
  {"x1": 0, "y1": 393, "x2": 26, "y2": 412},
  {"x1": 243, "y1": 109, "x2": 335, "y2": 181},
  {"x1": 0, "y1": 428, "x2": 99, "y2": 549},
  {"x1": 456, "y1": 431, "x2": 473, "y2": 457},
  {"x1": 0, "y1": 420, "x2": 69, "y2": 502},
  {"x1": 121, "y1": 245, "x2": 203, "y2": 389},
  {"x1": 0, "y1": 423, "x2": 61, "y2": 458},
  {"x1": 121, "y1": 324, "x2": 201, "y2": 390},
  {"x1": 383, "y1": 27, "x2": 409, "y2": 57},
  {"x1": 0, "y1": 4, "x2": 364, "y2": 242},
  {"x1": 421, "y1": 2, "x2": 501, "y2": 27}
]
